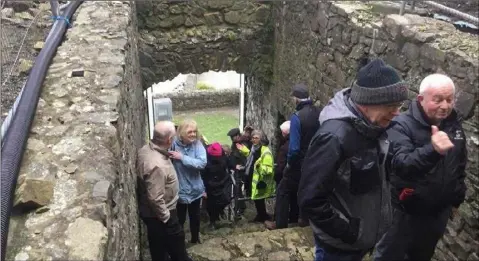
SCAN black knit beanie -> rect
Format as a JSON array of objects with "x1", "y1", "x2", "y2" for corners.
[{"x1": 350, "y1": 58, "x2": 409, "y2": 105}]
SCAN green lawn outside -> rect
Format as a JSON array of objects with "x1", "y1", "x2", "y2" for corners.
[{"x1": 173, "y1": 111, "x2": 239, "y2": 146}]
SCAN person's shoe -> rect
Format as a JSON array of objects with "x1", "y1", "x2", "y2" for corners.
[
  {"x1": 264, "y1": 220, "x2": 276, "y2": 230},
  {"x1": 190, "y1": 238, "x2": 202, "y2": 244},
  {"x1": 251, "y1": 214, "x2": 272, "y2": 223},
  {"x1": 208, "y1": 222, "x2": 219, "y2": 230}
]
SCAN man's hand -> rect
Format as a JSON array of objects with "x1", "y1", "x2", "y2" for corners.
[
  {"x1": 168, "y1": 151, "x2": 183, "y2": 160},
  {"x1": 431, "y1": 125, "x2": 454, "y2": 155},
  {"x1": 202, "y1": 192, "x2": 207, "y2": 199},
  {"x1": 236, "y1": 143, "x2": 244, "y2": 150}
]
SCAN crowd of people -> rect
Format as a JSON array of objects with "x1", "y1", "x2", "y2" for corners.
[{"x1": 137, "y1": 58, "x2": 468, "y2": 261}]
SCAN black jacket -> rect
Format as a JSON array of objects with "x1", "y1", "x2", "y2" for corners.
[
  {"x1": 298, "y1": 89, "x2": 392, "y2": 252},
  {"x1": 274, "y1": 135, "x2": 289, "y2": 184},
  {"x1": 201, "y1": 154, "x2": 232, "y2": 207},
  {"x1": 388, "y1": 100, "x2": 467, "y2": 215},
  {"x1": 288, "y1": 100, "x2": 321, "y2": 170},
  {"x1": 229, "y1": 140, "x2": 249, "y2": 167}
]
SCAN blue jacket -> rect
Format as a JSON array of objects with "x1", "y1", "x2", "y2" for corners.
[
  {"x1": 171, "y1": 137, "x2": 207, "y2": 204},
  {"x1": 288, "y1": 100, "x2": 315, "y2": 164}
]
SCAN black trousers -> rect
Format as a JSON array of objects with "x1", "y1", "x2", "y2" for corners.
[
  {"x1": 142, "y1": 209, "x2": 192, "y2": 261},
  {"x1": 373, "y1": 206, "x2": 452, "y2": 261},
  {"x1": 234, "y1": 170, "x2": 248, "y2": 213},
  {"x1": 206, "y1": 196, "x2": 227, "y2": 223},
  {"x1": 254, "y1": 198, "x2": 269, "y2": 220},
  {"x1": 177, "y1": 197, "x2": 201, "y2": 242},
  {"x1": 274, "y1": 176, "x2": 300, "y2": 228}
]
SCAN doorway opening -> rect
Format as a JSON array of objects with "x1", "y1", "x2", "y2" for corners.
[{"x1": 143, "y1": 70, "x2": 245, "y2": 145}]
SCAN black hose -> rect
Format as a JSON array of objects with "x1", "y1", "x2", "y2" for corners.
[{"x1": 0, "y1": 1, "x2": 83, "y2": 260}]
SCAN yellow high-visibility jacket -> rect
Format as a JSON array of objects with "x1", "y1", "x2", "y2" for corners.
[{"x1": 239, "y1": 145, "x2": 275, "y2": 200}]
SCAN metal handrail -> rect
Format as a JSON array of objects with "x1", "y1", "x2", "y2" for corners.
[
  {"x1": 424, "y1": 1, "x2": 479, "y2": 25},
  {"x1": 401, "y1": 0, "x2": 479, "y2": 26}
]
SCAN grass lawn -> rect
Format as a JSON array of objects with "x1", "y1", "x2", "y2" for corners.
[{"x1": 173, "y1": 109, "x2": 239, "y2": 146}]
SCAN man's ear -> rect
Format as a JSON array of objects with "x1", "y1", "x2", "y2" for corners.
[{"x1": 417, "y1": 95, "x2": 424, "y2": 102}]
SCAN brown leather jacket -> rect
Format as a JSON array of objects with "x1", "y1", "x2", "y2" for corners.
[{"x1": 137, "y1": 142, "x2": 179, "y2": 223}]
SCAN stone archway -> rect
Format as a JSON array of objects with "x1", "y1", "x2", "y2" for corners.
[
  {"x1": 136, "y1": 0, "x2": 273, "y2": 88},
  {"x1": 136, "y1": 0, "x2": 276, "y2": 143}
]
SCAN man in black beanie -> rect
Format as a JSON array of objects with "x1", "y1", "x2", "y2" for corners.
[{"x1": 298, "y1": 58, "x2": 408, "y2": 261}]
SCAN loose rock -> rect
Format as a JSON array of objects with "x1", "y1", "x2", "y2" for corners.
[
  {"x1": 13, "y1": 179, "x2": 55, "y2": 212},
  {"x1": 65, "y1": 217, "x2": 108, "y2": 261}
]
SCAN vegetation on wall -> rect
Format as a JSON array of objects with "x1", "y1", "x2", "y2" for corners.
[{"x1": 196, "y1": 81, "x2": 214, "y2": 90}]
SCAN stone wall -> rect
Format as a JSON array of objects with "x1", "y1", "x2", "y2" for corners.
[
  {"x1": 136, "y1": 0, "x2": 272, "y2": 88},
  {"x1": 154, "y1": 89, "x2": 240, "y2": 111},
  {"x1": 7, "y1": 1, "x2": 145, "y2": 260},
  {"x1": 268, "y1": 2, "x2": 478, "y2": 261}
]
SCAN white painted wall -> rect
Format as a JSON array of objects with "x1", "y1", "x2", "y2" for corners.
[
  {"x1": 150, "y1": 71, "x2": 241, "y2": 94},
  {"x1": 197, "y1": 70, "x2": 241, "y2": 90},
  {"x1": 151, "y1": 73, "x2": 188, "y2": 94}
]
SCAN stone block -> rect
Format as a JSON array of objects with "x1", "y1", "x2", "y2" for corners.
[
  {"x1": 65, "y1": 217, "x2": 108, "y2": 261},
  {"x1": 92, "y1": 180, "x2": 112, "y2": 202},
  {"x1": 0, "y1": 7, "x2": 14, "y2": 18},
  {"x1": 224, "y1": 11, "x2": 241, "y2": 24},
  {"x1": 402, "y1": 42, "x2": 420, "y2": 61},
  {"x1": 449, "y1": 237, "x2": 472, "y2": 260},
  {"x1": 205, "y1": 0, "x2": 234, "y2": 10},
  {"x1": 383, "y1": 14, "x2": 410, "y2": 39},
  {"x1": 468, "y1": 252, "x2": 479, "y2": 261},
  {"x1": 13, "y1": 178, "x2": 54, "y2": 212},
  {"x1": 16, "y1": 58, "x2": 33, "y2": 76},
  {"x1": 268, "y1": 251, "x2": 290, "y2": 260},
  {"x1": 459, "y1": 203, "x2": 479, "y2": 228},
  {"x1": 455, "y1": 90, "x2": 476, "y2": 119}
]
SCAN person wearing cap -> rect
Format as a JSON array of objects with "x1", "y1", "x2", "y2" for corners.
[
  {"x1": 202, "y1": 142, "x2": 232, "y2": 230},
  {"x1": 298, "y1": 58, "x2": 408, "y2": 261},
  {"x1": 277, "y1": 83, "x2": 321, "y2": 229},
  {"x1": 373, "y1": 74, "x2": 467, "y2": 261},
  {"x1": 226, "y1": 127, "x2": 250, "y2": 215}
]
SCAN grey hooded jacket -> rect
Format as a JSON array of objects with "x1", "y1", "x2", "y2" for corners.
[{"x1": 298, "y1": 88, "x2": 393, "y2": 252}]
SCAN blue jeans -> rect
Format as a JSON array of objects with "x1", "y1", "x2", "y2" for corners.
[{"x1": 314, "y1": 237, "x2": 366, "y2": 261}]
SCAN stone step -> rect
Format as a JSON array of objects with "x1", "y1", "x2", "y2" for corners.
[{"x1": 188, "y1": 226, "x2": 315, "y2": 261}]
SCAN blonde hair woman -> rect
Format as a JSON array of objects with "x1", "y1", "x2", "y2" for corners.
[{"x1": 169, "y1": 119, "x2": 207, "y2": 244}]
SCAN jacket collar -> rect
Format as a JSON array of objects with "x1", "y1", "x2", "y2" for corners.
[
  {"x1": 345, "y1": 95, "x2": 386, "y2": 140},
  {"x1": 149, "y1": 141, "x2": 169, "y2": 158},
  {"x1": 295, "y1": 99, "x2": 313, "y2": 111}
]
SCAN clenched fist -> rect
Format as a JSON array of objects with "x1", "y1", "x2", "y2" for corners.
[{"x1": 431, "y1": 125, "x2": 454, "y2": 155}]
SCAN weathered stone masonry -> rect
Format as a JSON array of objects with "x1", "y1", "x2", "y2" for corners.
[
  {"x1": 7, "y1": 1, "x2": 145, "y2": 260},
  {"x1": 7, "y1": 1, "x2": 478, "y2": 260},
  {"x1": 269, "y1": 2, "x2": 478, "y2": 261},
  {"x1": 136, "y1": 0, "x2": 272, "y2": 88}
]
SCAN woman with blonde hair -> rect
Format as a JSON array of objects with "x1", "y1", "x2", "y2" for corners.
[
  {"x1": 169, "y1": 119, "x2": 207, "y2": 244},
  {"x1": 236, "y1": 129, "x2": 275, "y2": 222}
]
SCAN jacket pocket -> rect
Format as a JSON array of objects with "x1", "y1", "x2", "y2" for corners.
[
  {"x1": 349, "y1": 155, "x2": 380, "y2": 195},
  {"x1": 341, "y1": 217, "x2": 361, "y2": 244},
  {"x1": 399, "y1": 185, "x2": 441, "y2": 215}
]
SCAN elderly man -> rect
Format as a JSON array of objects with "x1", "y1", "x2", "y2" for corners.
[
  {"x1": 137, "y1": 121, "x2": 192, "y2": 261},
  {"x1": 298, "y1": 58, "x2": 408, "y2": 261},
  {"x1": 264, "y1": 121, "x2": 292, "y2": 230},
  {"x1": 373, "y1": 74, "x2": 467, "y2": 261}
]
